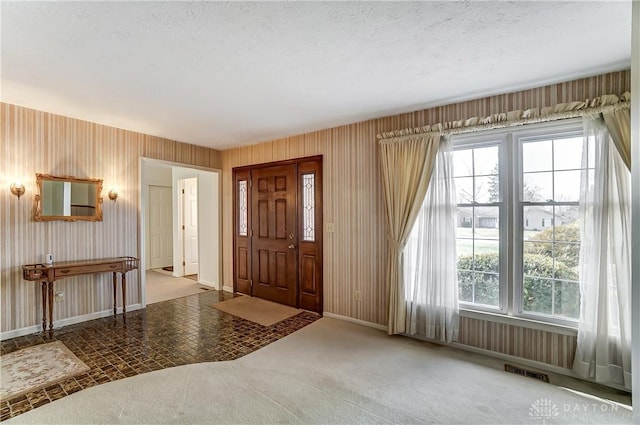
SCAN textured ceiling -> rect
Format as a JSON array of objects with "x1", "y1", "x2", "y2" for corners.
[{"x1": 1, "y1": 1, "x2": 632, "y2": 150}]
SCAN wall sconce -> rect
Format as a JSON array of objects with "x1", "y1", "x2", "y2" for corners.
[
  {"x1": 10, "y1": 182, "x2": 25, "y2": 199},
  {"x1": 108, "y1": 188, "x2": 118, "y2": 201}
]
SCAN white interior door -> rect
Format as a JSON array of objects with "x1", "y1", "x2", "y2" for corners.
[
  {"x1": 149, "y1": 185, "x2": 173, "y2": 269},
  {"x1": 183, "y1": 178, "x2": 199, "y2": 276}
]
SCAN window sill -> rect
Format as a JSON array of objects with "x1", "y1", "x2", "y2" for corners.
[{"x1": 459, "y1": 308, "x2": 578, "y2": 336}]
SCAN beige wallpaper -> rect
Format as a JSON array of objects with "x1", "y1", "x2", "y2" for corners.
[
  {"x1": 458, "y1": 316, "x2": 576, "y2": 369},
  {"x1": 0, "y1": 103, "x2": 221, "y2": 334},
  {"x1": 1, "y1": 70, "x2": 630, "y2": 369},
  {"x1": 221, "y1": 70, "x2": 630, "y2": 367}
]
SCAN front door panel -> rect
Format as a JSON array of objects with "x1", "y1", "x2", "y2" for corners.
[{"x1": 251, "y1": 164, "x2": 298, "y2": 307}]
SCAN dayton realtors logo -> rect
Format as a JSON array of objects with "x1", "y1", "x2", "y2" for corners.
[
  {"x1": 528, "y1": 397, "x2": 630, "y2": 423},
  {"x1": 529, "y1": 399, "x2": 559, "y2": 424}
]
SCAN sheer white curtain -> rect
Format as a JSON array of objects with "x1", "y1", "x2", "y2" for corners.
[
  {"x1": 404, "y1": 136, "x2": 459, "y2": 342},
  {"x1": 573, "y1": 114, "x2": 632, "y2": 390}
]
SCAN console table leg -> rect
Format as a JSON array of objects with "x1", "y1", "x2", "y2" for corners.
[
  {"x1": 41, "y1": 281, "x2": 47, "y2": 331},
  {"x1": 47, "y1": 282, "x2": 54, "y2": 330},
  {"x1": 112, "y1": 272, "x2": 117, "y2": 316},
  {"x1": 121, "y1": 272, "x2": 127, "y2": 315}
]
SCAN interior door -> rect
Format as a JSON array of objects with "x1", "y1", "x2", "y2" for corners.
[
  {"x1": 149, "y1": 185, "x2": 173, "y2": 269},
  {"x1": 182, "y1": 177, "x2": 199, "y2": 276},
  {"x1": 251, "y1": 164, "x2": 298, "y2": 307}
]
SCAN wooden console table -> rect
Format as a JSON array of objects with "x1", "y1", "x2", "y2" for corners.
[{"x1": 22, "y1": 257, "x2": 139, "y2": 331}]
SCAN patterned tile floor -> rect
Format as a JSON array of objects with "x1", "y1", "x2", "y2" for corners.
[{"x1": 0, "y1": 290, "x2": 320, "y2": 421}]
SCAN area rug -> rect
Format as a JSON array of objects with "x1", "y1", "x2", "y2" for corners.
[
  {"x1": 0, "y1": 340, "x2": 90, "y2": 400},
  {"x1": 211, "y1": 296, "x2": 302, "y2": 326}
]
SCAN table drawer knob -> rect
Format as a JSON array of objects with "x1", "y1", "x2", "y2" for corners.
[
  {"x1": 60, "y1": 269, "x2": 70, "y2": 274},
  {"x1": 109, "y1": 264, "x2": 117, "y2": 269}
]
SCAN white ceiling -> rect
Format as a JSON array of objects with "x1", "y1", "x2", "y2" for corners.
[{"x1": 1, "y1": 1, "x2": 632, "y2": 150}]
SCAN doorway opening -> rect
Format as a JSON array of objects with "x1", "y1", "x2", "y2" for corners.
[
  {"x1": 140, "y1": 158, "x2": 221, "y2": 306},
  {"x1": 233, "y1": 156, "x2": 323, "y2": 313}
]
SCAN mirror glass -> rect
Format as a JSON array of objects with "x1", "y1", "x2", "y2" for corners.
[{"x1": 34, "y1": 174, "x2": 103, "y2": 221}]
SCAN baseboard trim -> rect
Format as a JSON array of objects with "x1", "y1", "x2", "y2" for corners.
[
  {"x1": 197, "y1": 279, "x2": 218, "y2": 289},
  {"x1": 322, "y1": 312, "x2": 388, "y2": 332},
  {"x1": 222, "y1": 285, "x2": 234, "y2": 293},
  {"x1": 0, "y1": 303, "x2": 143, "y2": 341}
]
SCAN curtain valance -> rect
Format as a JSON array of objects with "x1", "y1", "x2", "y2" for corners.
[{"x1": 377, "y1": 92, "x2": 630, "y2": 140}]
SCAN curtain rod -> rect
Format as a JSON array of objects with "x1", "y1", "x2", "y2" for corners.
[{"x1": 377, "y1": 101, "x2": 630, "y2": 143}]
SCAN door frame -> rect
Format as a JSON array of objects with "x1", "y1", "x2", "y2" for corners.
[
  {"x1": 232, "y1": 155, "x2": 323, "y2": 313},
  {"x1": 139, "y1": 157, "x2": 222, "y2": 308}
]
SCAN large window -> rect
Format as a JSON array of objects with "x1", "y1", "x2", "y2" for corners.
[{"x1": 453, "y1": 120, "x2": 585, "y2": 325}]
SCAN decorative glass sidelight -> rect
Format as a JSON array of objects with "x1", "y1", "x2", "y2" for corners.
[
  {"x1": 302, "y1": 173, "x2": 315, "y2": 241},
  {"x1": 238, "y1": 180, "x2": 248, "y2": 236}
]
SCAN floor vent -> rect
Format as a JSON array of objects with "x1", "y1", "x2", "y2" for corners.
[{"x1": 504, "y1": 364, "x2": 549, "y2": 382}]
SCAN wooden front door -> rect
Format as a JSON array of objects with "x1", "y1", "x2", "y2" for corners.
[
  {"x1": 251, "y1": 164, "x2": 298, "y2": 306},
  {"x1": 233, "y1": 156, "x2": 323, "y2": 313}
]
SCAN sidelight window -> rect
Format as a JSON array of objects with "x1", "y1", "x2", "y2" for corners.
[
  {"x1": 302, "y1": 173, "x2": 315, "y2": 241},
  {"x1": 238, "y1": 180, "x2": 248, "y2": 236}
]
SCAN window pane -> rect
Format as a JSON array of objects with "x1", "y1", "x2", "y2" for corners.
[
  {"x1": 474, "y1": 207, "x2": 499, "y2": 238},
  {"x1": 458, "y1": 270, "x2": 474, "y2": 303},
  {"x1": 553, "y1": 137, "x2": 583, "y2": 170},
  {"x1": 238, "y1": 180, "x2": 248, "y2": 237},
  {"x1": 553, "y1": 243, "x2": 579, "y2": 279},
  {"x1": 472, "y1": 242, "x2": 499, "y2": 273},
  {"x1": 554, "y1": 280, "x2": 580, "y2": 319},
  {"x1": 522, "y1": 276, "x2": 553, "y2": 315},
  {"x1": 456, "y1": 206, "x2": 474, "y2": 257},
  {"x1": 455, "y1": 177, "x2": 474, "y2": 203},
  {"x1": 473, "y1": 146, "x2": 499, "y2": 176},
  {"x1": 474, "y1": 272, "x2": 499, "y2": 306},
  {"x1": 555, "y1": 205, "x2": 580, "y2": 230},
  {"x1": 522, "y1": 140, "x2": 552, "y2": 172},
  {"x1": 552, "y1": 215, "x2": 580, "y2": 243},
  {"x1": 453, "y1": 150, "x2": 473, "y2": 177},
  {"x1": 553, "y1": 170, "x2": 581, "y2": 202},
  {"x1": 523, "y1": 172, "x2": 552, "y2": 202},
  {"x1": 455, "y1": 145, "x2": 501, "y2": 311},
  {"x1": 523, "y1": 206, "x2": 553, "y2": 236},
  {"x1": 302, "y1": 173, "x2": 315, "y2": 241},
  {"x1": 475, "y1": 175, "x2": 498, "y2": 203}
]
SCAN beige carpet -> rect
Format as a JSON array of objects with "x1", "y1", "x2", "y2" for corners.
[
  {"x1": 1, "y1": 341, "x2": 89, "y2": 400},
  {"x1": 146, "y1": 270, "x2": 211, "y2": 304},
  {"x1": 211, "y1": 295, "x2": 302, "y2": 326},
  {"x1": 5, "y1": 318, "x2": 631, "y2": 424}
]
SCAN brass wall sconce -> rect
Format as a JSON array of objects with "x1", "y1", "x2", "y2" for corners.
[
  {"x1": 108, "y1": 188, "x2": 118, "y2": 201},
  {"x1": 10, "y1": 182, "x2": 25, "y2": 199}
]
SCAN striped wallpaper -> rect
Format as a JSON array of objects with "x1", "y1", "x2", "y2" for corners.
[
  {"x1": 0, "y1": 103, "x2": 221, "y2": 334},
  {"x1": 458, "y1": 316, "x2": 577, "y2": 369},
  {"x1": 220, "y1": 70, "x2": 630, "y2": 368},
  {"x1": 1, "y1": 70, "x2": 630, "y2": 369}
]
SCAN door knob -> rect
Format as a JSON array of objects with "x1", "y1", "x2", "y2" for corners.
[{"x1": 288, "y1": 244, "x2": 296, "y2": 249}]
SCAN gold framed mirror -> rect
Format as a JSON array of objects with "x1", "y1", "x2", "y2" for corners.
[{"x1": 34, "y1": 174, "x2": 103, "y2": 222}]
